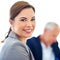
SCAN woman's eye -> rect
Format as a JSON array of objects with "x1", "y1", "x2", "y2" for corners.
[
  {"x1": 31, "y1": 16, "x2": 35, "y2": 21},
  {"x1": 20, "y1": 19, "x2": 26, "y2": 21},
  {"x1": 31, "y1": 18, "x2": 35, "y2": 21},
  {"x1": 20, "y1": 17, "x2": 27, "y2": 21}
]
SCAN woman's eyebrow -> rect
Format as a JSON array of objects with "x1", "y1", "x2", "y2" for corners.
[
  {"x1": 20, "y1": 17, "x2": 27, "y2": 19},
  {"x1": 32, "y1": 16, "x2": 35, "y2": 18}
]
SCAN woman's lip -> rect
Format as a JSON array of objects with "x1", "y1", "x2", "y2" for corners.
[{"x1": 23, "y1": 29, "x2": 32, "y2": 33}]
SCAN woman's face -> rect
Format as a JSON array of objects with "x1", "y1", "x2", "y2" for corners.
[{"x1": 10, "y1": 8, "x2": 35, "y2": 39}]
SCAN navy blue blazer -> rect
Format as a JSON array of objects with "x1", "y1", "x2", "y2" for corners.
[{"x1": 27, "y1": 36, "x2": 60, "y2": 60}]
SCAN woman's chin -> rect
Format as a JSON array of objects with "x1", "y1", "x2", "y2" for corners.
[{"x1": 25, "y1": 34, "x2": 32, "y2": 38}]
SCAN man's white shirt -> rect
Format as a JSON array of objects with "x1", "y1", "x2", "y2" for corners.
[{"x1": 41, "y1": 42, "x2": 55, "y2": 60}]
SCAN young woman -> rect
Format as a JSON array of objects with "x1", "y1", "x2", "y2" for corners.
[{"x1": 0, "y1": 1, "x2": 36, "y2": 60}]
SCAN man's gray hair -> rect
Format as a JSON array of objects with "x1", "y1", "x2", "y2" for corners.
[{"x1": 45, "y1": 22, "x2": 59, "y2": 30}]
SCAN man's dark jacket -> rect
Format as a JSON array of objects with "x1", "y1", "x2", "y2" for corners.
[{"x1": 26, "y1": 36, "x2": 60, "y2": 60}]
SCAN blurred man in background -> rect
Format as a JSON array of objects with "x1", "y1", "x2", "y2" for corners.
[{"x1": 27, "y1": 22, "x2": 60, "y2": 60}]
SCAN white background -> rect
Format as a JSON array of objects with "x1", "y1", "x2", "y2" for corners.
[{"x1": 0, "y1": 0, "x2": 60, "y2": 47}]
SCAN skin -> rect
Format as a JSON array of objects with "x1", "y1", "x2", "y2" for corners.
[
  {"x1": 40, "y1": 27, "x2": 59, "y2": 46},
  {"x1": 9, "y1": 8, "x2": 36, "y2": 43}
]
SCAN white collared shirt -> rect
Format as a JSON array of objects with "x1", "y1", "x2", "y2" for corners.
[{"x1": 41, "y1": 42, "x2": 55, "y2": 60}]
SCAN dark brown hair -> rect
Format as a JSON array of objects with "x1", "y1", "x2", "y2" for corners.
[
  {"x1": 5, "y1": 1, "x2": 35, "y2": 38},
  {"x1": 10, "y1": 1, "x2": 35, "y2": 20}
]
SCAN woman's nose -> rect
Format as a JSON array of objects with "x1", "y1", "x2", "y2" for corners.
[{"x1": 26, "y1": 21, "x2": 32, "y2": 27}]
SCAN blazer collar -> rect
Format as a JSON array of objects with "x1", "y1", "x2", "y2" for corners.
[{"x1": 8, "y1": 31, "x2": 19, "y2": 40}]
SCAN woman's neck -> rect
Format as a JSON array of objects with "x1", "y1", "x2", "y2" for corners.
[{"x1": 19, "y1": 37, "x2": 27, "y2": 44}]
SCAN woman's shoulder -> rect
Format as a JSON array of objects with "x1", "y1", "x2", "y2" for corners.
[
  {"x1": 5, "y1": 37, "x2": 26, "y2": 49},
  {"x1": 0, "y1": 38, "x2": 30, "y2": 60},
  {"x1": 1, "y1": 37, "x2": 29, "y2": 55}
]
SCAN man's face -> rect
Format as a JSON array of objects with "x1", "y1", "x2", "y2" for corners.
[{"x1": 44, "y1": 28, "x2": 59, "y2": 45}]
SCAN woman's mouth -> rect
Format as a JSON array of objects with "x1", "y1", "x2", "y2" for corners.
[{"x1": 23, "y1": 29, "x2": 33, "y2": 34}]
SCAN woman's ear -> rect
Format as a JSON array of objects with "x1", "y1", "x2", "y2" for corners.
[{"x1": 9, "y1": 19, "x2": 14, "y2": 26}]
